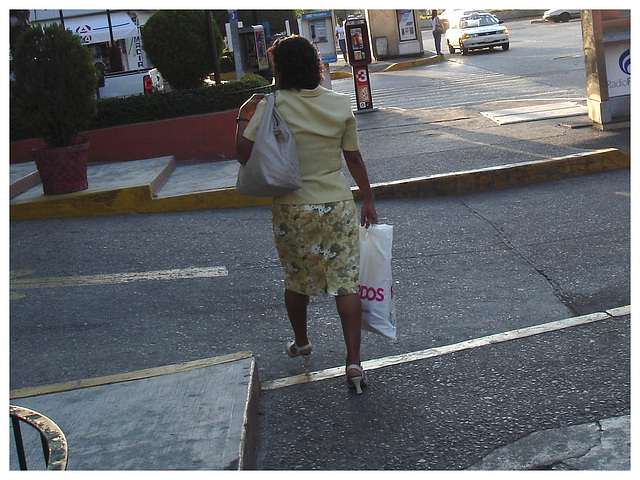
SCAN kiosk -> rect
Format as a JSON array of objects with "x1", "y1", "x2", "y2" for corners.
[
  {"x1": 345, "y1": 17, "x2": 376, "y2": 112},
  {"x1": 237, "y1": 25, "x2": 269, "y2": 74},
  {"x1": 300, "y1": 11, "x2": 337, "y2": 89},
  {"x1": 299, "y1": 11, "x2": 338, "y2": 64},
  {"x1": 581, "y1": 10, "x2": 630, "y2": 129}
]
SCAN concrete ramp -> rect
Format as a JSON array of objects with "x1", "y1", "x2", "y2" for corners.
[
  {"x1": 10, "y1": 353, "x2": 259, "y2": 470},
  {"x1": 481, "y1": 101, "x2": 588, "y2": 125}
]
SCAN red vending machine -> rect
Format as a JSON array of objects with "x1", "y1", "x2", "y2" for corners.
[{"x1": 345, "y1": 17, "x2": 375, "y2": 112}]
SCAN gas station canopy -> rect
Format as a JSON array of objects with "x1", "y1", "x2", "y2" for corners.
[{"x1": 63, "y1": 11, "x2": 138, "y2": 44}]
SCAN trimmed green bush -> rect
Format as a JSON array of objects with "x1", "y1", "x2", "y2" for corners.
[
  {"x1": 142, "y1": 10, "x2": 224, "y2": 90},
  {"x1": 10, "y1": 74, "x2": 272, "y2": 141}
]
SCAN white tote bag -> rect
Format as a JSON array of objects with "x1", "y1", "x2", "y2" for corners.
[
  {"x1": 236, "y1": 93, "x2": 302, "y2": 197},
  {"x1": 359, "y1": 224, "x2": 397, "y2": 341}
]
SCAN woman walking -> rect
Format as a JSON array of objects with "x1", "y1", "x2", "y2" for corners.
[{"x1": 235, "y1": 36, "x2": 378, "y2": 394}]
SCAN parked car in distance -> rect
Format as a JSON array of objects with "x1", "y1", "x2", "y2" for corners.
[
  {"x1": 445, "y1": 11, "x2": 509, "y2": 55},
  {"x1": 542, "y1": 9, "x2": 581, "y2": 22},
  {"x1": 96, "y1": 67, "x2": 164, "y2": 99}
]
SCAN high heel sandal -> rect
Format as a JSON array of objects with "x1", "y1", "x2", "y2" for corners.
[
  {"x1": 286, "y1": 341, "x2": 312, "y2": 367},
  {"x1": 346, "y1": 364, "x2": 367, "y2": 395}
]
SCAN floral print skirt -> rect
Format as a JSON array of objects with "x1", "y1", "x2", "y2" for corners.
[{"x1": 271, "y1": 200, "x2": 360, "y2": 296}]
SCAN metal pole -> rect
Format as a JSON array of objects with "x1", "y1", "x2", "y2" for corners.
[
  {"x1": 228, "y1": 10, "x2": 244, "y2": 80},
  {"x1": 106, "y1": 10, "x2": 123, "y2": 72},
  {"x1": 106, "y1": 9, "x2": 115, "y2": 44},
  {"x1": 205, "y1": 10, "x2": 221, "y2": 85}
]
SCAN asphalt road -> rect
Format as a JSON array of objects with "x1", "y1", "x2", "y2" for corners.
[
  {"x1": 10, "y1": 168, "x2": 630, "y2": 469},
  {"x1": 10, "y1": 17, "x2": 630, "y2": 470},
  {"x1": 334, "y1": 18, "x2": 587, "y2": 111}
]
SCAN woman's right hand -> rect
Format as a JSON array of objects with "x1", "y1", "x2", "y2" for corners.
[
  {"x1": 360, "y1": 200, "x2": 378, "y2": 228},
  {"x1": 238, "y1": 94, "x2": 265, "y2": 121},
  {"x1": 236, "y1": 94, "x2": 264, "y2": 165}
]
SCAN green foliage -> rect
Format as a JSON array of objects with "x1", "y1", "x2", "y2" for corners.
[
  {"x1": 142, "y1": 10, "x2": 224, "y2": 90},
  {"x1": 11, "y1": 23, "x2": 97, "y2": 147},
  {"x1": 209, "y1": 10, "x2": 298, "y2": 36},
  {"x1": 10, "y1": 75, "x2": 272, "y2": 140},
  {"x1": 236, "y1": 10, "x2": 299, "y2": 35},
  {"x1": 219, "y1": 54, "x2": 235, "y2": 73}
]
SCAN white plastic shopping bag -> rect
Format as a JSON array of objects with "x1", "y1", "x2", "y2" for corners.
[{"x1": 358, "y1": 223, "x2": 397, "y2": 341}]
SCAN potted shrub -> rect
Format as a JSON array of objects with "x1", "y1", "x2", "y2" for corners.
[{"x1": 11, "y1": 23, "x2": 97, "y2": 195}]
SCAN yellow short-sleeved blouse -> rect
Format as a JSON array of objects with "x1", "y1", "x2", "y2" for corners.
[{"x1": 243, "y1": 86, "x2": 359, "y2": 205}]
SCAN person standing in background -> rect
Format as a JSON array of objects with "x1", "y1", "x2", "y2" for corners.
[
  {"x1": 431, "y1": 9, "x2": 444, "y2": 55},
  {"x1": 335, "y1": 17, "x2": 348, "y2": 65}
]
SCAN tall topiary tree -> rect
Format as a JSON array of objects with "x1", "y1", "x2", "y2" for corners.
[
  {"x1": 142, "y1": 10, "x2": 224, "y2": 90},
  {"x1": 12, "y1": 23, "x2": 97, "y2": 147}
]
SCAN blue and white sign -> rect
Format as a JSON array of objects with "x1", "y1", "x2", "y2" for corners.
[
  {"x1": 605, "y1": 43, "x2": 630, "y2": 98},
  {"x1": 301, "y1": 11, "x2": 332, "y2": 20},
  {"x1": 299, "y1": 10, "x2": 337, "y2": 64}
]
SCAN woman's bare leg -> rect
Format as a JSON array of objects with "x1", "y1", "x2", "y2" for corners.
[
  {"x1": 335, "y1": 293, "x2": 362, "y2": 376},
  {"x1": 284, "y1": 289, "x2": 312, "y2": 354}
]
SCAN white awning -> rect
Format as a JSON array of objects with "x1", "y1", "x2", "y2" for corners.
[{"x1": 64, "y1": 12, "x2": 138, "y2": 45}]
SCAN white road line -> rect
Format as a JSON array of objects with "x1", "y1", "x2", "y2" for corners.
[
  {"x1": 10, "y1": 266, "x2": 228, "y2": 300},
  {"x1": 261, "y1": 305, "x2": 630, "y2": 391}
]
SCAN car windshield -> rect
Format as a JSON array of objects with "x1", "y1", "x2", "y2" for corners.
[{"x1": 458, "y1": 14, "x2": 498, "y2": 29}]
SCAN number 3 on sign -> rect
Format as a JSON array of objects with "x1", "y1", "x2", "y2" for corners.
[{"x1": 356, "y1": 69, "x2": 368, "y2": 83}]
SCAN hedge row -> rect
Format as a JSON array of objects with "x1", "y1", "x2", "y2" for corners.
[{"x1": 10, "y1": 74, "x2": 272, "y2": 142}]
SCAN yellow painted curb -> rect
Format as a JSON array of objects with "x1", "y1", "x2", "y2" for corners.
[
  {"x1": 352, "y1": 148, "x2": 630, "y2": 201},
  {"x1": 10, "y1": 149, "x2": 629, "y2": 221},
  {"x1": 383, "y1": 54, "x2": 445, "y2": 72},
  {"x1": 10, "y1": 184, "x2": 153, "y2": 220},
  {"x1": 330, "y1": 70, "x2": 353, "y2": 80},
  {"x1": 10, "y1": 183, "x2": 272, "y2": 221}
]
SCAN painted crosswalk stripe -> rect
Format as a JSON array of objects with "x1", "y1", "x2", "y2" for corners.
[
  {"x1": 10, "y1": 266, "x2": 228, "y2": 299},
  {"x1": 261, "y1": 305, "x2": 630, "y2": 391}
]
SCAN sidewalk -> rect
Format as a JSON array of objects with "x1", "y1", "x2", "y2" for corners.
[
  {"x1": 9, "y1": 147, "x2": 630, "y2": 222},
  {"x1": 10, "y1": 353, "x2": 259, "y2": 470}
]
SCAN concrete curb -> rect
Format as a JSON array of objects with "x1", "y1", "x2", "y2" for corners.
[
  {"x1": 10, "y1": 148, "x2": 629, "y2": 221},
  {"x1": 330, "y1": 70, "x2": 354, "y2": 80},
  {"x1": 382, "y1": 54, "x2": 445, "y2": 72},
  {"x1": 330, "y1": 54, "x2": 445, "y2": 79},
  {"x1": 354, "y1": 148, "x2": 630, "y2": 201}
]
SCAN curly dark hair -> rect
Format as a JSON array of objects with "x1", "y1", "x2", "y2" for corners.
[{"x1": 267, "y1": 35, "x2": 324, "y2": 90}]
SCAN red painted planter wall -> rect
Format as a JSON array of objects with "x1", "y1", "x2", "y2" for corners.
[{"x1": 10, "y1": 109, "x2": 237, "y2": 164}]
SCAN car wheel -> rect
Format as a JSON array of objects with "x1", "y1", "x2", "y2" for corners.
[
  {"x1": 461, "y1": 44, "x2": 469, "y2": 55},
  {"x1": 502, "y1": 42, "x2": 509, "y2": 51},
  {"x1": 560, "y1": 12, "x2": 570, "y2": 22},
  {"x1": 448, "y1": 41, "x2": 456, "y2": 54}
]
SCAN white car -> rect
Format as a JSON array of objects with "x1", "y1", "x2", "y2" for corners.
[
  {"x1": 440, "y1": 8, "x2": 488, "y2": 31},
  {"x1": 542, "y1": 9, "x2": 581, "y2": 23},
  {"x1": 445, "y1": 11, "x2": 509, "y2": 55}
]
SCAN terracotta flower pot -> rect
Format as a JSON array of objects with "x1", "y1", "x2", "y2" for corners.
[{"x1": 32, "y1": 142, "x2": 89, "y2": 195}]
